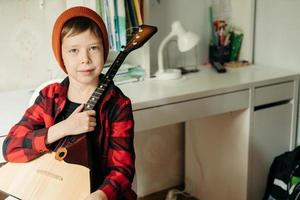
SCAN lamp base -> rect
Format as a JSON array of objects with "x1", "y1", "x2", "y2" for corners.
[{"x1": 155, "y1": 69, "x2": 182, "y2": 80}]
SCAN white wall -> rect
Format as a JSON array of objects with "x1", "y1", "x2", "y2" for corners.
[
  {"x1": 0, "y1": 0, "x2": 66, "y2": 92},
  {"x1": 254, "y1": 0, "x2": 300, "y2": 72},
  {"x1": 231, "y1": 0, "x2": 255, "y2": 62}
]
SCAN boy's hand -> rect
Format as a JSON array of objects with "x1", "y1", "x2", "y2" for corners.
[
  {"x1": 47, "y1": 104, "x2": 97, "y2": 144},
  {"x1": 63, "y1": 104, "x2": 97, "y2": 136},
  {"x1": 84, "y1": 190, "x2": 108, "y2": 200}
]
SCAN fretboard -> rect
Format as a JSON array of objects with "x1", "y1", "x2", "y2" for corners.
[{"x1": 84, "y1": 51, "x2": 128, "y2": 111}]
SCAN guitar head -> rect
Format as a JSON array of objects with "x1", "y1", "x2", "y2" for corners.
[{"x1": 124, "y1": 25, "x2": 158, "y2": 53}]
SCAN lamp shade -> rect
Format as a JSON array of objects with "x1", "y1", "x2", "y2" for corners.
[
  {"x1": 171, "y1": 21, "x2": 200, "y2": 52},
  {"x1": 178, "y1": 31, "x2": 199, "y2": 52}
]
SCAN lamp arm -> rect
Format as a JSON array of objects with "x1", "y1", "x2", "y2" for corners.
[{"x1": 157, "y1": 31, "x2": 176, "y2": 73}]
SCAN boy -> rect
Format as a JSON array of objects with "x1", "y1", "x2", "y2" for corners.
[{"x1": 2, "y1": 6, "x2": 136, "y2": 200}]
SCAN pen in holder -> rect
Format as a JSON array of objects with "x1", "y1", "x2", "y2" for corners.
[
  {"x1": 209, "y1": 44, "x2": 230, "y2": 65},
  {"x1": 209, "y1": 44, "x2": 230, "y2": 73}
]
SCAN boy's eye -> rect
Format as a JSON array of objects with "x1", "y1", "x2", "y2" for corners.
[
  {"x1": 69, "y1": 49, "x2": 78, "y2": 54},
  {"x1": 89, "y1": 46, "x2": 99, "y2": 51}
]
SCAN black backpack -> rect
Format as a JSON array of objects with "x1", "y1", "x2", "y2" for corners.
[{"x1": 264, "y1": 146, "x2": 300, "y2": 200}]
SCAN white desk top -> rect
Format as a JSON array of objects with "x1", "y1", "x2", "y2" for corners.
[{"x1": 119, "y1": 65, "x2": 300, "y2": 110}]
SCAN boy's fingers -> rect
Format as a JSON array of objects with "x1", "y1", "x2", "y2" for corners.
[
  {"x1": 89, "y1": 122, "x2": 97, "y2": 127},
  {"x1": 86, "y1": 110, "x2": 96, "y2": 116},
  {"x1": 89, "y1": 117, "x2": 96, "y2": 122},
  {"x1": 72, "y1": 104, "x2": 84, "y2": 114}
]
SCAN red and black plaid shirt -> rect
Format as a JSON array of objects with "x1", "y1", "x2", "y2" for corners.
[{"x1": 2, "y1": 77, "x2": 136, "y2": 200}]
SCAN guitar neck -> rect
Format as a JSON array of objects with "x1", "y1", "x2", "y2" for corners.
[{"x1": 84, "y1": 51, "x2": 128, "y2": 111}]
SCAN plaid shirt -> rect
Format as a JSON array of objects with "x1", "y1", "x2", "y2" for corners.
[{"x1": 2, "y1": 77, "x2": 136, "y2": 200}]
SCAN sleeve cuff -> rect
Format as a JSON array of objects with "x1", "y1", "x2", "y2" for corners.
[
  {"x1": 99, "y1": 182, "x2": 117, "y2": 200},
  {"x1": 32, "y1": 128, "x2": 50, "y2": 153}
]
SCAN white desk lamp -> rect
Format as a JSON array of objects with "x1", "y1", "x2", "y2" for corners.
[{"x1": 156, "y1": 21, "x2": 200, "y2": 80}]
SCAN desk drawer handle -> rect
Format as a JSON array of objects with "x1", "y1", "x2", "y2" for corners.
[{"x1": 254, "y1": 100, "x2": 290, "y2": 111}]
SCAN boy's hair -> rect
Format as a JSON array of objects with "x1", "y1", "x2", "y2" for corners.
[
  {"x1": 61, "y1": 17, "x2": 103, "y2": 42},
  {"x1": 52, "y1": 6, "x2": 109, "y2": 74}
]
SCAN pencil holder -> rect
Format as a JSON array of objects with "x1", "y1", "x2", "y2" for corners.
[{"x1": 209, "y1": 44, "x2": 230, "y2": 64}]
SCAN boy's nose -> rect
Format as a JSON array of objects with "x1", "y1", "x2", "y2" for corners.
[{"x1": 80, "y1": 50, "x2": 91, "y2": 64}]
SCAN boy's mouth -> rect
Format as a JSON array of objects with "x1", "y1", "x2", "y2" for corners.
[{"x1": 78, "y1": 68, "x2": 95, "y2": 75}]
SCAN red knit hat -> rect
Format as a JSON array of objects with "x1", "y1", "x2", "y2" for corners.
[{"x1": 52, "y1": 6, "x2": 109, "y2": 74}]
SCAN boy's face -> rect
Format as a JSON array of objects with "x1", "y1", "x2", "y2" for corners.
[{"x1": 61, "y1": 29, "x2": 104, "y2": 86}]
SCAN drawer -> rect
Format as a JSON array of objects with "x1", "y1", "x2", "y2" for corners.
[
  {"x1": 0, "y1": 136, "x2": 6, "y2": 164},
  {"x1": 254, "y1": 82, "x2": 294, "y2": 107},
  {"x1": 133, "y1": 90, "x2": 249, "y2": 132}
]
